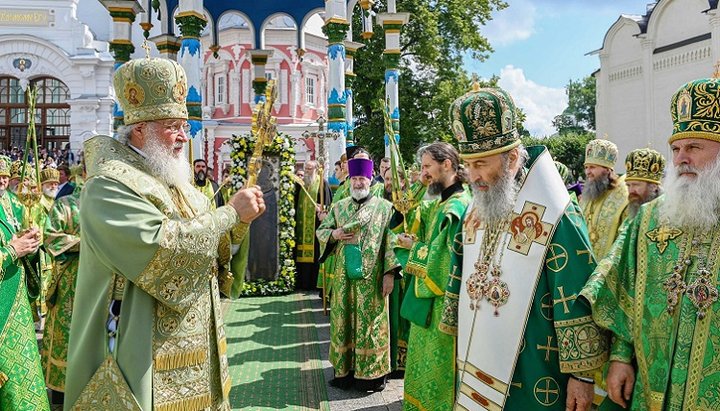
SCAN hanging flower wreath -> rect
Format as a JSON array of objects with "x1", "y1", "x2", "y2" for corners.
[{"x1": 229, "y1": 132, "x2": 297, "y2": 296}]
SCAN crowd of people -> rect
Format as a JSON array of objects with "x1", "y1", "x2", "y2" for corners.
[
  {"x1": 295, "y1": 80, "x2": 720, "y2": 411},
  {"x1": 0, "y1": 53, "x2": 718, "y2": 411}
]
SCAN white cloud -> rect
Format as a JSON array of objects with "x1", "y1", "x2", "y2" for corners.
[
  {"x1": 497, "y1": 65, "x2": 567, "y2": 137},
  {"x1": 482, "y1": 0, "x2": 537, "y2": 46}
]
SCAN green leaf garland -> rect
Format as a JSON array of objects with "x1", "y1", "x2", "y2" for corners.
[{"x1": 229, "y1": 132, "x2": 297, "y2": 296}]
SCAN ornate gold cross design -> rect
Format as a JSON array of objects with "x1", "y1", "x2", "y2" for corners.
[{"x1": 646, "y1": 226, "x2": 683, "y2": 254}]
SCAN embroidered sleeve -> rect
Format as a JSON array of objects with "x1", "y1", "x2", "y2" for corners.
[
  {"x1": 550, "y1": 209, "x2": 609, "y2": 373},
  {"x1": 610, "y1": 335, "x2": 634, "y2": 363},
  {"x1": 439, "y1": 229, "x2": 465, "y2": 336},
  {"x1": 82, "y1": 177, "x2": 237, "y2": 312},
  {"x1": 316, "y1": 201, "x2": 340, "y2": 258}
]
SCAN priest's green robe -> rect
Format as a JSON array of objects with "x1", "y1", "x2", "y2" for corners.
[
  {"x1": 582, "y1": 197, "x2": 720, "y2": 410},
  {"x1": 402, "y1": 183, "x2": 470, "y2": 411},
  {"x1": 317, "y1": 195, "x2": 400, "y2": 379},
  {"x1": 41, "y1": 191, "x2": 81, "y2": 392},
  {"x1": 0, "y1": 191, "x2": 50, "y2": 410}
]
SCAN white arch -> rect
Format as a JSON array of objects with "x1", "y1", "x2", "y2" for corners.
[
  {"x1": 260, "y1": 12, "x2": 299, "y2": 50},
  {"x1": 601, "y1": 15, "x2": 641, "y2": 55},
  {"x1": 0, "y1": 35, "x2": 82, "y2": 97},
  {"x1": 216, "y1": 10, "x2": 256, "y2": 49},
  {"x1": 300, "y1": 8, "x2": 325, "y2": 49}
]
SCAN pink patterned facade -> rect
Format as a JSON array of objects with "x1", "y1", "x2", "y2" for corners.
[{"x1": 199, "y1": 15, "x2": 328, "y2": 179}]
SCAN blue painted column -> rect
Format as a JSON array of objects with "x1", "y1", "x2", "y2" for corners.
[
  {"x1": 175, "y1": 6, "x2": 206, "y2": 160},
  {"x1": 343, "y1": 40, "x2": 363, "y2": 145},
  {"x1": 377, "y1": 11, "x2": 409, "y2": 157},
  {"x1": 323, "y1": 0, "x2": 350, "y2": 165}
]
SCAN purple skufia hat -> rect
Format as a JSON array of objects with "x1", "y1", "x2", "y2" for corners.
[{"x1": 348, "y1": 158, "x2": 373, "y2": 179}]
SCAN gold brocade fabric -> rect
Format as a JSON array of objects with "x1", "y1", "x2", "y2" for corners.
[
  {"x1": 73, "y1": 136, "x2": 237, "y2": 410},
  {"x1": 580, "y1": 177, "x2": 628, "y2": 260}
]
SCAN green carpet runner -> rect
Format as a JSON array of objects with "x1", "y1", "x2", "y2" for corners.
[{"x1": 225, "y1": 293, "x2": 329, "y2": 410}]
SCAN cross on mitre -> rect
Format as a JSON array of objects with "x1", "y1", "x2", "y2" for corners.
[{"x1": 507, "y1": 201, "x2": 553, "y2": 256}]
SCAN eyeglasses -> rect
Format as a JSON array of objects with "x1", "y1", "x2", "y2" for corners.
[{"x1": 158, "y1": 120, "x2": 191, "y2": 134}]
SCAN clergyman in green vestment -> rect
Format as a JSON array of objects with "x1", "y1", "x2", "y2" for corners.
[
  {"x1": 443, "y1": 86, "x2": 607, "y2": 411},
  {"x1": 398, "y1": 142, "x2": 471, "y2": 411},
  {"x1": 581, "y1": 75, "x2": 720, "y2": 411},
  {"x1": 0, "y1": 154, "x2": 50, "y2": 410},
  {"x1": 41, "y1": 187, "x2": 82, "y2": 400},
  {"x1": 295, "y1": 160, "x2": 333, "y2": 291},
  {"x1": 63, "y1": 57, "x2": 266, "y2": 411},
  {"x1": 316, "y1": 158, "x2": 400, "y2": 392}
]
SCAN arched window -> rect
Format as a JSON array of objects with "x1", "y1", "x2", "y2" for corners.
[{"x1": 0, "y1": 76, "x2": 70, "y2": 151}]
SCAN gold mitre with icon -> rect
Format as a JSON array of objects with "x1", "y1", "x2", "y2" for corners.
[
  {"x1": 40, "y1": 167, "x2": 60, "y2": 184},
  {"x1": 584, "y1": 138, "x2": 618, "y2": 169},
  {"x1": 669, "y1": 65, "x2": 720, "y2": 144},
  {"x1": 625, "y1": 148, "x2": 665, "y2": 184},
  {"x1": 449, "y1": 82, "x2": 521, "y2": 159},
  {"x1": 113, "y1": 55, "x2": 188, "y2": 125}
]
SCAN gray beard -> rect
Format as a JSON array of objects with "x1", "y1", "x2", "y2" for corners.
[
  {"x1": 471, "y1": 169, "x2": 520, "y2": 226},
  {"x1": 142, "y1": 134, "x2": 193, "y2": 191},
  {"x1": 660, "y1": 158, "x2": 720, "y2": 229},
  {"x1": 304, "y1": 173, "x2": 317, "y2": 188},
  {"x1": 428, "y1": 181, "x2": 444, "y2": 196},
  {"x1": 350, "y1": 187, "x2": 370, "y2": 201},
  {"x1": 583, "y1": 174, "x2": 610, "y2": 202}
]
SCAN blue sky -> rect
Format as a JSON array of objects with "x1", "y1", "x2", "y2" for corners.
[{"x1": 464, "y1": 0, "x2": 650, "y2": 136}]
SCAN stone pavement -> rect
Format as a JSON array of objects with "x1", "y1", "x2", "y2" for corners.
[{"x1": 307, "y1": 292, "x2": 404, "y2": 411}]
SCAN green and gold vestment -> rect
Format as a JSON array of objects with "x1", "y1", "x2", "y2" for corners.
[
  {"x1": 580, "y1": 178, "x2": 628, "y2": 260},
  {"x1": 317, "y1": 195, "x2": 400, "y2": 379},
  {"x1": 41, "y1": 191, "x2": 81, "y2": 392},
  {"x1": 582, "y1": 197, "x2": 720, "y2": 410},
  {"x1": 0, "y1": 191, "x2": 50, "y2": 410},
  {"x1": 65, "y1": 136, "x2": 247, "y2": 410},
  {"x1": 402, "y1": 182, "x2": 470, "y2": 411}
]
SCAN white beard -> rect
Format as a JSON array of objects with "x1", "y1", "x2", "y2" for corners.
[
  {"x1": 142, "y1": 133, "x2": 193, "y2": 191},
  {"x1": 43, "y1": 188, "x2": 58, "y2": 198},
  {"x1": 660, "y1": 157, "x2": 720, "y2": 229},
  {"x1": 350, "y1": 186, "x2": 370, "y2": 201},
  {"x1": 470, "y1": 167, "x2": 520, "y2": 225}
]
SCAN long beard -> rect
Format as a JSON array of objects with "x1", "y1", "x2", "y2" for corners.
[
  {"x1": 660, "y1": 158, "x2": 720, "y2": 229},
  {"x1": 142, "y1": 133, "x2": 193, "y2": 191},
  {"x1": 470, "y1": 168, "x2": 520, "y2": 225},
  {"x1": 195, "y1": 170, "x2": 206, "y2": 185},
  {"x1": 583, "y1": 174, "x2": 610, "y2": 201},
  {"x1": 304, "y1": 172, "x2": 317, "y2": 188}
]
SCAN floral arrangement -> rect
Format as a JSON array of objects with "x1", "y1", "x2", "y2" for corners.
[{"x1": 229, "y1": 131, "x2": 297, "y2": 296}]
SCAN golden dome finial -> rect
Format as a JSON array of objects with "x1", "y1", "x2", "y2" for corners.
[
  {"x1": 141, "y1": 39, "x2": 152, "y2": 59},
  {"x1": 713, "y1": 60, "x2": 720, "y2": 78},
  {"x1": 471, "y1": 73, "x2": 481, "y2": 92}
]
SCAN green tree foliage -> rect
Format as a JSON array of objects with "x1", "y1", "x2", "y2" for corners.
[
  {"x1": 523, "y1": 131, "x2": 595, "y2": 180},
  {"x1": 552, "y1": 75, "x2": 596, "y2": 134},
  {"x1": 351, "y1": 0, "x2": 507, "y2": 164}
]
